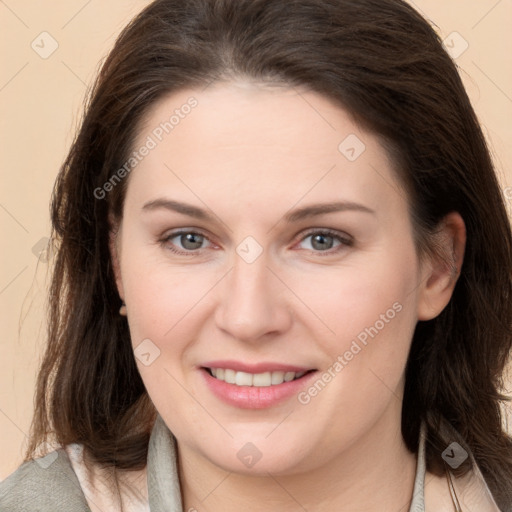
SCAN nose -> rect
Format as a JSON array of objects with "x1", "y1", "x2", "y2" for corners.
[{"x1": 214, "y1": 251, "x2": 293, "y2": 343}]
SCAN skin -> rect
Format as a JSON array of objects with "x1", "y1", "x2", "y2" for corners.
[{"x1": 110, "y1": 81, "x2": 466, "y2": 511}]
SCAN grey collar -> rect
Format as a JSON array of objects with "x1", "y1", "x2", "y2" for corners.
[
  {"x1": 147, "y1": 414, "x2": 183, "y2": 512},
  {"x1": 409, "y1": 420, "x2": 427, "y2": 512}
]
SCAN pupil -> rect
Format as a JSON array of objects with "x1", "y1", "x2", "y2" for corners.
[
  {"x1": 182, "y1": 233, "x2": 203, "y2": 250},
  {"x1": 312, "y1": 234, "x2": 333, "y2": 250}
]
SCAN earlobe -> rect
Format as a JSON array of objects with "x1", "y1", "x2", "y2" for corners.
[{"x1": 417, "y1": 212, "x2": 466, "y2": 321}]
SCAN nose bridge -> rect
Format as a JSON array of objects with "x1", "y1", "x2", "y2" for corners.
[
  {"x1": 231, "y1": 251, "x2": 268, "y2": 301},
  {"x1": 214, "y1": 247, "x2": 290, "y2": 341}
]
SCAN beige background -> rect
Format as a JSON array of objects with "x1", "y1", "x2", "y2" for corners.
[{"x1": 1, "y1": 0, "x2": 511, "y2": 480}]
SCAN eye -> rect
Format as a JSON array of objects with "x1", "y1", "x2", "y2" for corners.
[
  {"x1": 296, "y1": 229, "x2": 353, "y2": 254},
  {"x1": 160, "y1": 230, "x2": 213, "y2": 255}
]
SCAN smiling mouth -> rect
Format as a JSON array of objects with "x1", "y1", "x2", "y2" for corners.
[{"x1": 203, "y1": 367, "x2": 315, "y2": 387}]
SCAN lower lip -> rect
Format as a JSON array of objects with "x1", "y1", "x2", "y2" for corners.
[{"x1": 201, "y1": 369, "x2": 317, "y2": 409}]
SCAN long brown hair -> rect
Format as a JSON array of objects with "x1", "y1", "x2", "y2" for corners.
[{"x1": 26, "y1": 0, "x2": 512, "y2": 507}]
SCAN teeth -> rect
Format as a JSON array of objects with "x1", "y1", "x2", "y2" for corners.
[
  {"x1": 284, "y1": 371, "x2": 295, "y2": 382},
  {"x1": 235, "y1": 371, "x2": 253, "y2": 386},
  {"x1": 224, "y1": 369, "x2": 236, "y2": 384},
  {"x1": 271, "y1": 371, "x2": 284, "y2": 385},
  {"x1": 209, "y1": 368, "x2": 307, "y2": 386}
]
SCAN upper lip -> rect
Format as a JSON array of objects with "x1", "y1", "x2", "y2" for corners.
[{"x1": 201, "y1": 360, "x2": 316, "y2": 373}]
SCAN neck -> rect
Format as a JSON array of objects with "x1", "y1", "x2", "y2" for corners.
[{"x1": 177, "y1": 406, "x2": 418, "y2": 512}]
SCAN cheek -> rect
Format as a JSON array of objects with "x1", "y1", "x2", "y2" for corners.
[
  {"x1": 290, "y1": 253, "x2": 419, "y2": 439},
  {"x1": 114, "y1": 227, "x2": 212, "y2": 427},
  {"x1": 121, "y1": 254, "x2": 216, "y2": 425},
  {"x1": 289, "y1": 243, "x2": 420, "y2": 398},
  {"x1": 120, "y1": 240, "x2": 221, "y2": 362},
  {"x1": 296, "y1": 249, "x2": 416, "y2": 338}
]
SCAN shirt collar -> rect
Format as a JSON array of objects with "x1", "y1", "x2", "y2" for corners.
[
  {"x1": 409, "y1": 420, "x2": 427, "y2": 512},
  {"x1": 147, "y1": 414, "x2": 182, "y2": 511}
]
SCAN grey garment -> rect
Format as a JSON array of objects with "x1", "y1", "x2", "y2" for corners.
[
  {"x1": 146, "y1": 415, "x2": 182, "y2": 512},
  {"x1": 0, "y1": 447, "x2": 91, "y2": 511},
  {"x1": 0, "y1": 415, "x2": 426, "y2": 511},
  {"x1": 409, "y1": 421, "x2": 427, "y2": 512}
]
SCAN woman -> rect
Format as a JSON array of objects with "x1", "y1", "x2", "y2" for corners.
[{"x1": 1, "y1": 0, "x2": 511, "y2": 510}]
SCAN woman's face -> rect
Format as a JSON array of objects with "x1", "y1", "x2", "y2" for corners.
[{"x1": 110, "y1": 81, "x2": 448, "y2": 475}]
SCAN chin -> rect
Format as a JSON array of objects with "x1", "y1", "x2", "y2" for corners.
[{"x1": 192, "y1": 434, "x2": 319, "y2": 476}]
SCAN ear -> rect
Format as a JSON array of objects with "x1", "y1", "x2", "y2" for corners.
[
  {"x1": 108, "y1": 213, "x2": 125, "y2": 301},
  {"x1": 417, "y1": 212, "x2": 466, "y2": 321}
]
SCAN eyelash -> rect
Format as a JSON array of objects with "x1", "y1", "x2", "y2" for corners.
[
  {"x1": 159, "y1": 230, "x2": 214, "y2": 257},
  {"x1": 158, "y1": 228, "x2": 353, "y2": 257}
]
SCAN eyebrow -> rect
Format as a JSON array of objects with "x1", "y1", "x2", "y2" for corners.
[
  {"x1": 141, "y1": 198, "x2": 375, "y2": 222},
  {"x1": 284, "y1": 201, "x2": 375, "y2": 222}
]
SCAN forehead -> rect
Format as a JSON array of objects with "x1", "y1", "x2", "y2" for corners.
[{"x1": 125, "y1": 81, "x2": 407, "y2": 221}]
